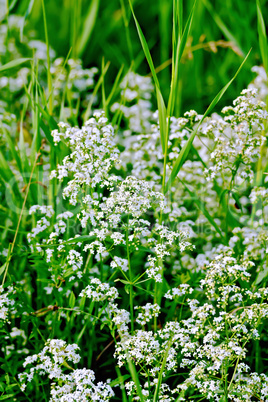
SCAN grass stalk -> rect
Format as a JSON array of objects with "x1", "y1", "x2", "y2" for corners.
[{"x1": 42, "y1": 0, "x2": 53, "y2": 115}]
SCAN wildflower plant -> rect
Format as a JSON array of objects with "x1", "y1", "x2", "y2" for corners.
[{"x1": 1, "y1": 1, "x2": 268, "y2": 401}]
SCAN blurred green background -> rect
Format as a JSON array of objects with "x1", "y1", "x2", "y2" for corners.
[{"x1": 3, "y1": 0, "x2": 268, "y2": 115}]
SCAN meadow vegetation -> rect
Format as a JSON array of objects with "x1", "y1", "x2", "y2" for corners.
[{"x1": 1, "y1": 0, "x2": 268, "y2": 401}]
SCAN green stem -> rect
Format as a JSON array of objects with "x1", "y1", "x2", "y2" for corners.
[{"x1": 126, "y1": 220, "x2": 134, "y2": 334}]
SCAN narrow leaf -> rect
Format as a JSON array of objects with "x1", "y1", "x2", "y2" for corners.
[
  {"x1": 127, "y1": 359, "x2": 145, "y2": 402},
  {"x1": 129, "y1": 0, "x2": 167, "y2": 152},
  {"x1": 77, "y1": 0, "x2": 100, "y2": 57},
  {"x1": 106, "y1": 64, "x2": 125, "y2": 106},
  {"x1": 256, "y1": 0, "x2": 268, "y2": 74},
  {"x1": 168, "y1": 0, "x2": 196, "y2": 117},
  {"x1": 0, "y1": 58, "x2": 31, "y2": 73}
]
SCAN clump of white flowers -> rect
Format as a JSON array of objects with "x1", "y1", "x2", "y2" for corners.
[
  {"x1": 80, "y1": 278, "x2": 119, "y2": 302},
  {"x1": 114, "y1": 250, "x2": 268, "y2": 401},
  {"x1": 0, "y1": 285, "x2": 16, "y2": 322},
  {"x1": 19, "y1": 339, "x2": 114, "y2": 401},
  {"x1": 50, "y1": 111, "x2": 121, "y2": 203},
  {"x1": 204, "y1": 88, "x2": 267, "y2": 185},
  {"x1": 3, "y1": 62, "x2": 268, "y2": 402}
]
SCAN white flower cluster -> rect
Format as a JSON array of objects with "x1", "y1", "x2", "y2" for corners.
[
  {"x1": 80, "y1": 278, "x2": 119, "y2": 302},
  {"x1": 135, "y1": 303, "x2": 160, "y2": 326},
  {"x1": 114, "y1": 250, "x2": 268, "y2": 401},
  {"x1": 0, "y1": 285, "x2": 16, "y2": 322},
  {"x1": 103, "y1": 175, "x2": 165, "y2": 219},
  {"x1": 164, "y1": 284, "x2": 193, "y2": 300},
  {"x1": 110, "y1": 256, "x2": 129, "y2": 272},
  {"x1": 19, "y1": 339, "x2": 114, "y2": 401},
  {"x1": 51, "y1": 111, "x2": 120, "y2": 204},
  {"x1": 203, "y1": 88, "x2": 267, "y2": 185}
]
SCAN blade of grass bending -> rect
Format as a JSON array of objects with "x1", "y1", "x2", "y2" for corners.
[
  {"x1": 256, "y1": 0, "x2": 268, "y2": 74},
  {"x1": 77, "y1": 0, "x2": 100, "y2": 57},
  {"x1": 202, "y1": 0, "x2": 244, "y2": 57},
  {"x1": 180, "y1": 180, "x2": 226, "y2": 242},
  {"x1": 164, "y1": 49, "x2": 251, "y2": 194},
  {"x1": 0, "y1": 58, "x2": 31, "y2": 73},
  {"x1": 128, "y1": 0, "x2": 167, "y2": 153}
]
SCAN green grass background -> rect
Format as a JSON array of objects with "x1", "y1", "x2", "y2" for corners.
[{"x1": 6, "y1": 0, "x2": 268, "y2": 115}]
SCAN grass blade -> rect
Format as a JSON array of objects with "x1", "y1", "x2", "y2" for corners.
[
  {"x1": 106, "y1": 64, "x2": 124, "y2": 106},
  {"x1": 153, "y1": 341, "x2": 172, "y2": 402},
  {"x1": 165, "y1": 49, "x2": 251, "y2": 194},
  {"x1": 127, "y1": 359, "x2": 145, "y2": 402},
  {"x1": 0, "y1": 58, "x2": 31, "y2": 73},
  {"x1": 77, "y1": 0, "x2": 100, "y2": 57},
  {"x1": 128, "y1": 0, "x2": 167, "y2": 153},
  {"x1": 256, "y1": 0, "x2": 268, "y2": 74},
  {"x1": 20, "y1": 0, "x2": 35, "y2": 39},
  {"x1": 167, "y1": 0, "x2": 196, "y2": 118},
  {"x1": 42, "y1": 0, "x2": 53, "y2": 114},
  {"x1": 83, "y1": 61, "x2": 110, "y2": 121},
  {"x1": 120, "y1": 0, "x2": 134, "y2": 62}
]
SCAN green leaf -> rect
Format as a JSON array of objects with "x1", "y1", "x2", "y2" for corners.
[
  {"x1": 256, "y1": 0, "x2": 268, "y2": 74},
  {"x1": 255, "y1": 265, "x2": 268, "y2": 285},
  {"x1": 128, "y1": 0, "x2": 167, "y2": 153},
  {"x1": 69, "y1": 291, "x2": 76, "y2": 309},
  {"x1": 0, "y1": 394, "x2": 16, "y2": 401},
  {"x1": 127, "y1": 359, "x2": 145, "y2": 402},
  {"x1": 36, "y1": 104, "x2": 58, "y2": 130},
  {"x1": 20, "y1": 0, "x2": 35, "y2": 39},
  {"x1": 77, "y1": 0, "x2": 100, "y2": 57},
  {"x1": 106, "y1": 64, "x2": 125, "y2": 106},
  {"x1": 39, "y1": 120, "x2": 54, "y2": 145},
  {"x1": 153, "y1": 341, "x2": 172, "y2": 402},
  {"x1": 0, "y1": 58, "x2": 31, "y2": 73},
  {"x1": 2, "y1": 126, "x2": 23, "y2": 174},
  {"x1": 0, "y1": 263, "x2": 7, "y2": 276},
  {"x1": 165, "y1": 49, "x2": 251, "y2": 194}
]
